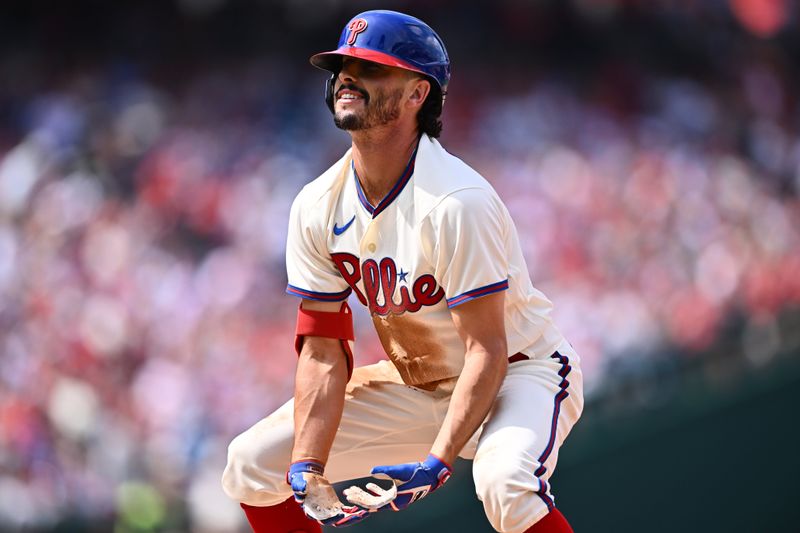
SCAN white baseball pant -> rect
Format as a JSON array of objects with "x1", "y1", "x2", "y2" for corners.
[{"x1": 222, "y1": 340, "x2": 583, "y2": 533}]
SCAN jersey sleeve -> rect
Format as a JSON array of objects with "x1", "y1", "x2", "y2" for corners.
[
  {"x1": 285, "y1": 192, "x2": 352, "y2": 302},
  {"x1": 422, "y1": 187, "x2": 510, "y2": 308}
]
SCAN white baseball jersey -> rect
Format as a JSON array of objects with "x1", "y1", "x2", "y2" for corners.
[
  {"x1": 285, "y1": 134, "x2": 564, "y2": 387},
  {"x1": 225, "y1": 136, "x2": 583, "y2": 531}
]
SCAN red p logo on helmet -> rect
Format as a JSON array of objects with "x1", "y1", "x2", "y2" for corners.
[{"x1": 346, "y1": 18, "x2": 368, "y2": 45}]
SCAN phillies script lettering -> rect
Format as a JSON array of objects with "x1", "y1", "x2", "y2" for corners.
[{"x1": 331, "y1": 253, "x2": 444, "y2": 315}]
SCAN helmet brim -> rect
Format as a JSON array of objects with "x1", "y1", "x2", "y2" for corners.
[{"x1": 310, "y1": 47, "x2": 429, "y2": 79}]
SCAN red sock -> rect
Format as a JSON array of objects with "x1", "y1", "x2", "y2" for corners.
[
  {"x1": 241, "y1": 498, "x2": 321, "y2": 533},
  {"x1": 524, "y1": 508, "x2": 574, "y2": 533}
]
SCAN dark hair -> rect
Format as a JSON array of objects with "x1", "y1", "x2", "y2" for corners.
[{"x1": 418, "y1": 80, "x2": 444, "y2": 138}]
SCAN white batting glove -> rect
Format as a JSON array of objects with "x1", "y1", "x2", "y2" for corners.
[
  {"x1": 342, "y1": 475, "x2": 398, "y2": 509},
  {"x1": 344, "y1": 454, "x2": 451, "y2": 512},
  {"x1": 288, "y1": 461, "x2": 370, "y2": 527}
]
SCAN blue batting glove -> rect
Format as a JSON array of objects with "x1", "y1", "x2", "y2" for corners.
[
  {"x1": 287, "y1": 461, "x2": 370, "y2": 527},
  {"x1": 288, "y1": 460, "x2": 324, "y2": 503},
  {"x1": 368, "y1": 454, "x2": 452, "y2": 511}
]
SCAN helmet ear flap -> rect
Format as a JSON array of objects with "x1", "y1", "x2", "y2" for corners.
[{"x1": 325, "y1": 74, "x2": 336, "y2": 113}]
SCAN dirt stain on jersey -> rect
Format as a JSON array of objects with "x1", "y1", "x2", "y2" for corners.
[{"x1": 372, "y1": 313, "x2": 459, "y2": 390}]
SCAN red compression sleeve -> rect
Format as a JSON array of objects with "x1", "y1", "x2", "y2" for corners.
[{"x1": 295, "y1": 301, "x2": 355, "y2": 378}]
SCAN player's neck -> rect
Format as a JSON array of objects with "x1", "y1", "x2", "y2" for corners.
[{"x1": 350, "y1": 126, "x2": 420, "y2": 207}]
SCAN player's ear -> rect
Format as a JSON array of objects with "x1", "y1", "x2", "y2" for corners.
[{"x1": 407, "y1": 77, "x2": 431, "y2": 110}]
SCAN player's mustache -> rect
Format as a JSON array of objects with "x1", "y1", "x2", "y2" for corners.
[{"x1": 336, "y1": 84, "x2": 370, "y2": 103}]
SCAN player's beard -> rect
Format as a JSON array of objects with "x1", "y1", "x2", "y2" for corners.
[{"x1": 334, "y1": 86, "x2": 404, "y2": 131}]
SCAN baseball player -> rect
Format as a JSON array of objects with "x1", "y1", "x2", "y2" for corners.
[{"x1": 222, "y1": 10, "x2": 583, "y2": 533}]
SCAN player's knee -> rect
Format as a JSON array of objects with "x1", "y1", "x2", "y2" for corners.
[
  {"x1": 473, "y1": 451, "x2": 547, "y2": 532},
  {"x1": 221, "y1": 432, "x2": 255, "y2": 501},
  {"x1": 221, "y1": 431, "x2": 287, "y2": 506},
  {"x1": 474, "y1": 449, "x2": 523, "y2": 497}
]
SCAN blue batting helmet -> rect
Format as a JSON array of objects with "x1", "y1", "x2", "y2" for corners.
[{"x1": 310, "y1": 10, "x2": 450, "y2": 111}]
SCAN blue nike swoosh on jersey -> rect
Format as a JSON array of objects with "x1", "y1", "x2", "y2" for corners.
[{"x1": 333, "y1": 215, "x2": 356, "y2": 236}]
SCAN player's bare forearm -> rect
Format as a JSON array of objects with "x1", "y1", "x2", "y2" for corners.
[
  {"x1": 430, "y1": 291, "x2": 508, "y2": 465},
  {"x1": 292, "y1": 334, "x2": 349, "y2": 466},
  {"x1": 430, "y1": 346, "x2": 507, "y2": 464}
]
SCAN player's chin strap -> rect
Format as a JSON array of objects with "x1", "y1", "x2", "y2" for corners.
[{"x1": 295, "y1": 301, "x2": 355, "y2": 379}]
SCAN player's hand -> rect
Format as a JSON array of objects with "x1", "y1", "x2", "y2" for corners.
[
  {"x1": 288, "y1": 461, "x2": 370, "y2": 527},
  {"x1": 344, "y1": 454, "x2": 452, "y2": 512}
]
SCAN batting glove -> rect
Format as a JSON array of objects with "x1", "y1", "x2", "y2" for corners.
[
  {"x1": 344, "y1": 454, "x2": 452, "y2": 512},
  {"x1": 288, "y1": 461, "x2": 370, "y2": 527}
]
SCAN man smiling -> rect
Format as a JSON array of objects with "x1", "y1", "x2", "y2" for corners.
[{"x1": 223, "y1": 10, "x2": 584, "y2": 533}]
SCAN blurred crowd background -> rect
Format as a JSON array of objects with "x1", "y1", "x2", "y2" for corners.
[{"x1": 0, "y1": 0, "x2": 798, "y2": 531}]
